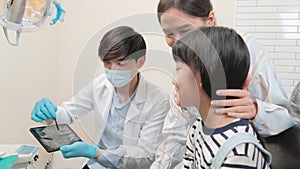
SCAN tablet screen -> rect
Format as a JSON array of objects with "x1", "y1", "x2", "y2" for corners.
[{"x1": 29, "y1": 124, "x2": 81, "y2": 153}]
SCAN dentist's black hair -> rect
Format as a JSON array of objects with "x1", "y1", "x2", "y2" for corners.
[{"x1": 98, "y1": 26, "x2": 146, "y2": 62}]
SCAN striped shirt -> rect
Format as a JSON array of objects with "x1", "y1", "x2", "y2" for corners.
[{"x1": 182, "y1": 118, "x2": 270, "y2": 169}]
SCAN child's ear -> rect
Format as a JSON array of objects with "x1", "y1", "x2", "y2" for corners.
[
  {"x1": 137, "y1": 56, "x2": 146, "y2": 68},
  {"x1": 242, "y1": 73, "x2": 252, "y2": 89},
  {"x1": 195, "y1": 71, "x2": 202, "y2": 88}
]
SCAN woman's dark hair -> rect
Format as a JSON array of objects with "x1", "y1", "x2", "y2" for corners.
[
  {"x1": 172, "y1": 27, "x2": 250, "y2": 100},
  {"x1": 157, "y1": 0, "x2": 213, "y2": 23},
  {"x1": 98, "y1": 26, "x2": 146, "y2": 62}
]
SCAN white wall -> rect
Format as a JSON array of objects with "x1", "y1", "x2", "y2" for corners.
[
  {"x1": 235, "y1": 0, "x2": 300, "y2": 96},
  {"x1": 0, "y1": 16, "x2": 59, "y2": 168},
  {"x1": 212, "y1": 0, "x2": 237, "y2": 28}
]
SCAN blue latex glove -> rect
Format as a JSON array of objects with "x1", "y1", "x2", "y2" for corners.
[
  {"x1": 60, "y1": 142, "x2": 99, "y2": 159},
  {"x1": 31, "y1": 98, "x2": 57, "y2": 122}
]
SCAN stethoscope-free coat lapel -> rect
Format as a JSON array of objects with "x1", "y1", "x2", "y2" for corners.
[{"x1": 95, "y1": 75, "x2": 147, "y2": 144}]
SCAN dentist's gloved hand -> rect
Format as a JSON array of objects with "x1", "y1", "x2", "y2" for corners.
[
  {"x1": 60, "y1": 142, "x2": 99, "y2": 159},
  {"x1": 31, "y1": 98, "x2": 57, "y2": 122}
]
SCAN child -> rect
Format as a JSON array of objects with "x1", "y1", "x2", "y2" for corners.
[
  {"x1": 171, "y1": 27, "x2": 271, "y2": 168},
  {"x1": 31, "y1": 26, "x2": 170, "y2": 169}
]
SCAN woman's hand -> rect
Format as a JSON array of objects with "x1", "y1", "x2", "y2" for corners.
[
  {"x1": 211, "y1": 74, "x2": 257, "y2": 120},
  {"x1": 211, "y1": 89, "x2": 257, "y2": 119}
]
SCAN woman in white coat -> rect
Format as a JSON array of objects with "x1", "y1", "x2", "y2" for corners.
[{"x1": 31, "y1": 26, "x2": 170, "y2": 169}]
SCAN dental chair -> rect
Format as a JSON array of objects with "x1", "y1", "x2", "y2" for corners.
[
  {"x1": 290, "y1": 81, "x2": 300, "y2": 122},
  {"x1": 262, "y1": 82, "x2": 300, "y2": 169},
  {"x1": 263, "y1": 124, "x2": 300, "y2": 169}
]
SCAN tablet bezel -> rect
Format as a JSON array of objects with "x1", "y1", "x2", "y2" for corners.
[{"x1": 29, "y1": 124, "x2": 82, "y2": 153}]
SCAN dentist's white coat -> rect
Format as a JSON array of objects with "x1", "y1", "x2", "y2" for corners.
[{"x1": 56, "y1": 74, "x2": 170, "y2": 168}]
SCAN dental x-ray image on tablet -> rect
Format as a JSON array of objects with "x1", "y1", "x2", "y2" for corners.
[{"x1": 29, "y1": 124, "x2": 81, "y2": 153}]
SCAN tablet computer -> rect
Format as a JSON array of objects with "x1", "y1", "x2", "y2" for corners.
[{"x1": 29, "y1": 124, "x2": 81, "y2": 153}]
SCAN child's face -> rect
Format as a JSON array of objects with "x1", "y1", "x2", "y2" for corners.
[{"x1": 172, "y1": 61, "x2": 200, "y2": 107}]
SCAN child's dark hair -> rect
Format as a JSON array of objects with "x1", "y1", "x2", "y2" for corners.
[
  {"x1": 172, "y1": 26, "x2": 269, "y2": 159},
  {"x1": 98, "y1": 26, "x2": 146, "y2": 62},
  {"x1": 172, "y1": 27, "x2": 250, "y2": 100}
]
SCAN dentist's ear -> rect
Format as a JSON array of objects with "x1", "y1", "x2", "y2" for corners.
[{"x1": 137, "y1": 56, "x2": 146, "y2": 68}]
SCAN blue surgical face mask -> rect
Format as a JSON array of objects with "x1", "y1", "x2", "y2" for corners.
[{"x1": 104, "y1": 68, "x2": 132, "y2": 87}]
